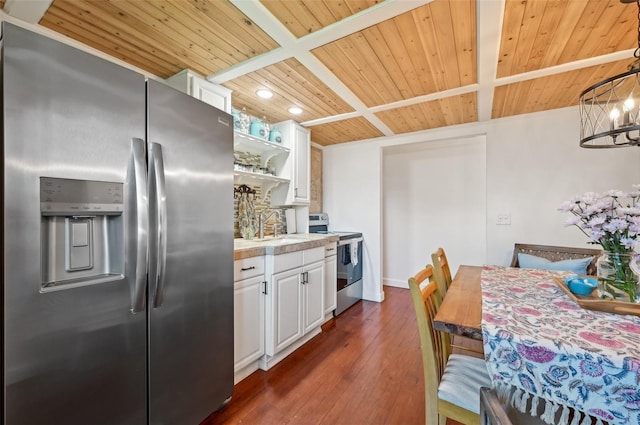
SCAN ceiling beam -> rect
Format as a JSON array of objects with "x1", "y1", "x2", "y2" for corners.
[
  {"x1": 3, "y1": 0, "x2": 52, "y2": 24},
  {"x1": 302, "y1": 111, "x2": 363, "y2": 127},
  {"x1": 217, "y1": 0, "x2": 632, "y2": 135},
  {"x1": 368, "y1": 84, "x2": 480, "y2": 114},
  {"x1": 210, "y1": 0, "x2": 431, "y2": 84},
  {"x1": 295, "y1": 0, "x2": 434, "y2": 52},
  {"x1": 216, "y1": 0, "x2": 431, "y2": 136},
  {"x1": 495, "y1": 49, "x2": 636, "y2": 86},
  {"x1": 476, "y1": 0, "x2": 505, "y2": 122},
  {"x1": 295, "y1": 50, "x2": 394, "y2": 135}
]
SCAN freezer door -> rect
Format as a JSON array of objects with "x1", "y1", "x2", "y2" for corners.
[
  {"x1": 2, "y1": 24, "x2": 147, "y2": 424},
  {"x1": 147, "y1": 80, "x2": 234, "y2": 425}
]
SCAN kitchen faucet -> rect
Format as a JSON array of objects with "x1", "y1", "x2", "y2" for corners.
[{"x1": 258, "y1": 209, "x2": 281, "y2": 239}]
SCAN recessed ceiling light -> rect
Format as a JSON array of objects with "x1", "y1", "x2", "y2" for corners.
[
  {"x1": 288, "y1": 107, "x2": 302, "y2": 115},
  {"x1": 256, "y1": 89, "x2": 273, "y2": 99}
]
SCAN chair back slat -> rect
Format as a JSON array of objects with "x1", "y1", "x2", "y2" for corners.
[
  {"x1": 432, "y1": 247, "x2": 452, "y2": 299},
  {"x1": 410, "y1": 263, "x2": 493, "y2": 425},
  {"x1": 408, "y1": 265, "x2": 451, "y2": 392}
]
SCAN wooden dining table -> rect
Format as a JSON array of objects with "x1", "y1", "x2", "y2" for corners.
[
  {"x1": 433, "y1": 264, "x2": 483, "y2": 340},
  {"x1": 438, "y1": 264, "x2": 640, "y2": 425}
]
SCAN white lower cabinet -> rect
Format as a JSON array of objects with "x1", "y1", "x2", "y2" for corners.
[
  {"x1": 303, "y1": 261, "x2": 325, "y2": 333},
  {"x1": 233, "y1": 256, "x2": 265, "y2": 383},
  {"x1": 234, "y1": 275, "x2": 265, "y2": 371},
  {"x1": 263, "y1": 246, "x2": 325, "y2": 367},
  {"x1": 268, "y1": 267, "x2": 303, "y2": 355},
  {"x1": 233, "y1": 242, "x2": 332, "y2": 377},
  {"x1": 324, "y1": 242, "x2": 337, "y2": 318}
]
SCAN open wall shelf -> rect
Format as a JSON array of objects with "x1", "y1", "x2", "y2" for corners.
[
  {"x1": 234, "y1": 131, "x2": 289, "y2": 168},
  {"x1": 233, "y1": 170, "x2": 289, "y2": 201}
]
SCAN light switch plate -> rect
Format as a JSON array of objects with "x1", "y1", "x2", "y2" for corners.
[{"x1": 497, "y1": 213, "x2": 511, "y2": 225}]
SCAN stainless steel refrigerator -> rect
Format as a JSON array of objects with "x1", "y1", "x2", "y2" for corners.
[{"x1": 2, "y1": 22, "x2": 234, "y2": 424}]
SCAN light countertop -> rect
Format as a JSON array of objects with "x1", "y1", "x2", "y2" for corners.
[{"x1": 234, "y1": 233, "x2": 339, "y2": 260}]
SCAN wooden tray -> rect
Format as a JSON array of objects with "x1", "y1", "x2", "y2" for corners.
[{"x1": 553, "y1": 277, "x2": 640, "y2": 317}]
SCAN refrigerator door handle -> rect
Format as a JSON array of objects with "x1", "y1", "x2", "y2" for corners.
[
  {"x1": 131, "y1": 137, "x2": 149, "y2": 314},
  {"x1": 149, "y1": 142, "x2": 168, "y2": 308}
]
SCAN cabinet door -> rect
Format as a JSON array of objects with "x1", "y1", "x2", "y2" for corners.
[
  {"x1": 324, "y1": 255, "x2": 337, "y2": 315},
  {"x1": 267, "y1": 267, "x2": 303, "y2": 355},
  {"x1": 303, "y1": 261, "x2": 325, "y2": 334},
  {"x1": 234, "y1": 275, "x2": 265, "y2": 372},
  {"x1": 192, "y1": 77, "x2": 232, "y2": 113},
  {"x1": 293, "y1": 124, "x2": 310, "y2": 203},
  {"x1": 164, "y1": 70, "x2": 232, "y2": 113}
]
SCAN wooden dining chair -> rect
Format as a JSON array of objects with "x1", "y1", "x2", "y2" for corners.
[
  {"x1": 480, "y1": 387, "x2": 513, "y2": 425},
  {"x1": 431, "y1": 247, "x2": 452, "y2": 299},
  {"x1": 408, "y1": 265, "x2": 492, "y2": 425},
  {"x1": 480, "y1": 387, "x2": 548, "y2": 425},
  {"x1": 431, "y1": 247, "x2": 484, "y2": 357}
]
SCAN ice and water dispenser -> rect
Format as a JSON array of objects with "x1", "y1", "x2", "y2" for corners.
[{"x1": 40, "y1": 177, "x2": 125, "y2": 291}]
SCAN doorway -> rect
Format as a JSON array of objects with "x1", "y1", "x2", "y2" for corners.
[{"x1": 382, "y1": 135, "x2": 487, "y2": 288}]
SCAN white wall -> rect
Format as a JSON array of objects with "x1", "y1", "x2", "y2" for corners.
[
  {"x1": 382, "y1": 136, "x2": 487, "y2": 288},
  {"x1": 485, "y1": 107, "x2": 640, "y2": 265},
  {"x1": 323, "y1": 106, "x2": 640, "y2": 302},
  {"x1": 323, "y1": 143, "x2": 384, "y2": 302}
]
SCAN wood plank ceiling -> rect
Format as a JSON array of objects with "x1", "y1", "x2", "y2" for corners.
[{"x1": 1, "y1": 0, "x2": 637, "y2": 146}]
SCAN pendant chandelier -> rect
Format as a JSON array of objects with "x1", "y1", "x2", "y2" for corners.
[{"x1": 579, "y1": 0, "x2": 640, "y2": 148}]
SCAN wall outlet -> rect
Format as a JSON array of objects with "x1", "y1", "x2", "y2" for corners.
[{"x1": 497, "y1": 213, "x2": 511, "y2": 225}]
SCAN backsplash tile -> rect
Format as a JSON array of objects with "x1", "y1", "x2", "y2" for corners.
[{"x1": 233, "y1": 185, "x2": 287, "y2": 239}]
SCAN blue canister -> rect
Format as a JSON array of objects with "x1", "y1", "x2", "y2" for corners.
[
  {"x1": 269, "y1": 128, "x2": 282, "y2": 143},
  {"x1": 249, "y1": 118, "x2": 267, "y2": 139}
]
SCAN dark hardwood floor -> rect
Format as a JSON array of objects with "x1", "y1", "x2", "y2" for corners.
[{"x1": 203, "y1": 286, "x2": 431, "y2": 425}]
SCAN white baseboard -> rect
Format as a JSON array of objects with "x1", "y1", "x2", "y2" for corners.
[{"x1": 384, "y1": 278, "x2": 408, "y2": 289}]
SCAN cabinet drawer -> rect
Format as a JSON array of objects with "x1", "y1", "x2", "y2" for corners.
[
  {"x1": 273, "y1": 250, "x2": 304, "y2": 274},
  {"x1": 234, "y1": 256, "x2": 264, "y2": 281},
  {"x1": 324, "y1": 242, "x2": 337, "y2": 258},
  {"x1": 303, "y1": 247, "x2": 324, "y2": 265}
]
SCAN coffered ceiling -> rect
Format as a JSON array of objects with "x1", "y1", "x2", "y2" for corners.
[{"x1": 1, "y1": 0, "x2": 637, "y2": 146}]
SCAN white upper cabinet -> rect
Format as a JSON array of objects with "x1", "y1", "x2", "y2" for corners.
[
  {"x1": 270, "y1": 120, "x2": 310, "y2": 206},
  {"x1": 164, "y1": 69, "x2": 232, "y2": 113},
  {"x1": 292, "y1": 124, "x2": 310, "y2": 203}
]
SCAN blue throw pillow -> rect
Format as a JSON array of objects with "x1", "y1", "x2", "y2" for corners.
[{"x1": 517, "y1": 253, "x2": 593, "y2": 275}]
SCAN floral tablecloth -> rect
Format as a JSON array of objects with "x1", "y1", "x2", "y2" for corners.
[{"x1": 481, "y1": 265, "x2": 640, "y2": 425}]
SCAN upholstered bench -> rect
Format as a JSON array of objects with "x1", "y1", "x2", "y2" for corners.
[{"x1": 510, "y1": 243, "x2": 602, "y2": 276}]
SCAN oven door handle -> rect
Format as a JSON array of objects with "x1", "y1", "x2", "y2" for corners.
[{"x1": 338, "y1": 237, "x2": 363, "y2": 246}]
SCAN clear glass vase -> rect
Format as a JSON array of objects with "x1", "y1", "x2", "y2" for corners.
[{"x1": 596, "y1": 251, "x2": 640, "y2": 303}]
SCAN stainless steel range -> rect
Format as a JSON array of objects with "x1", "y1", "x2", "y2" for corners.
[{"x1": 309, "y1": 213, "x2": 363, "y2": 315}]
